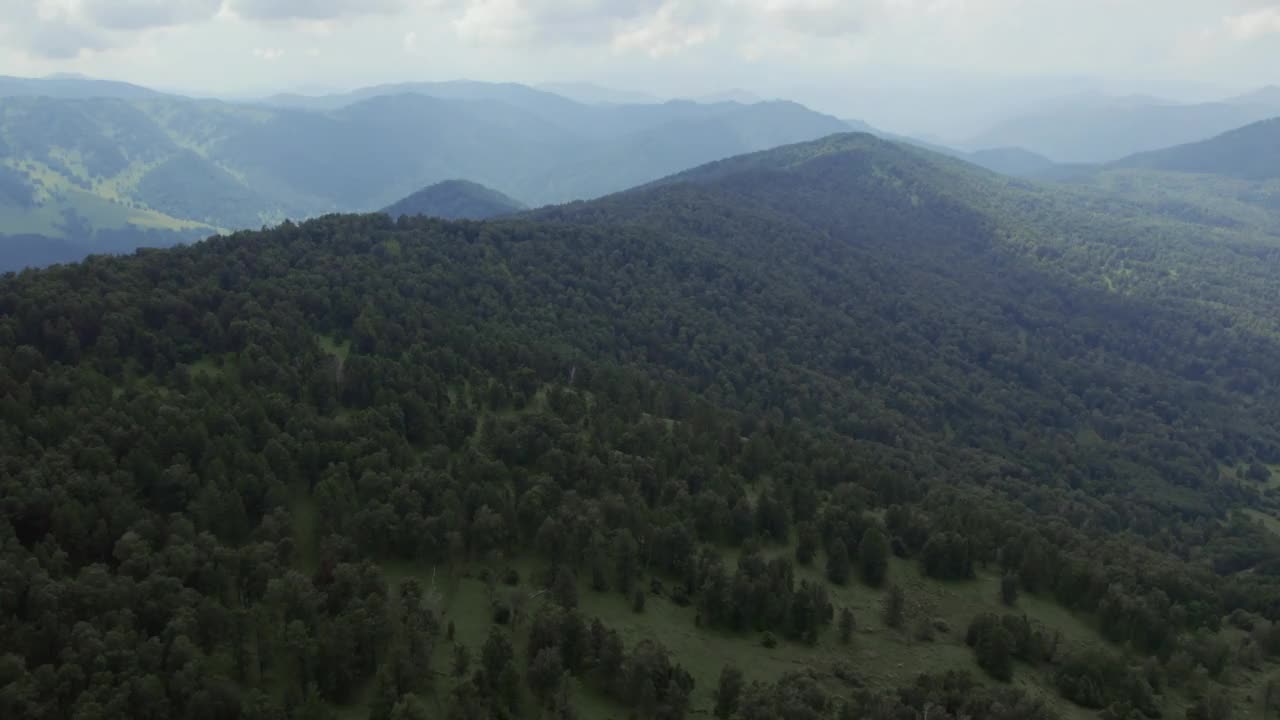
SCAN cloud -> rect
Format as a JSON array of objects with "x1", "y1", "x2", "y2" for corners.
[
  {"x1": 1225, "y1": 5, "x2": 1280, "y2": 39},
  {"x1": 754, "y1": 0, "x2": 871, "y2": 37},
  {"x1": 252, "y1": 47, "x2": 286, "y2": 60},
  {"x1": 446, "y1": 0, "x2": 666, "y2": 46},
  {"x1": 612, "y1": 1, "x2": 720, "y2": 57},
  {"x1": 403, "y1": 30, "x2": 419, "y2": 52},
  {"x1": 79, "y1": 0, "x2": 223, "y2": 31},
  {"x1": 226, "y1": 0, "x2": 411, "y2": 22},
  {"x1": 20, "y1": 18, "x2": 111, "y2": 59}
]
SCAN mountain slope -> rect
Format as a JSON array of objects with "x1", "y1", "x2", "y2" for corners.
[
  {"x1": 1111, "y1": 117, "x2": 1280, "y2": 181},
  {"x1": 6, "y1": 133, "x2": 1280, "y2": 720},
  {"x1": 0, "y1": 74, "x2": 163, "y2": 99},
  {"x1": 8, "y1": 133, "x2": 1280, "y2": 719},
  {"x1": 382, "y1": 179, "x2": 526, "y2": 220},
  {"x1": 968, "y1": 92, "x2": 1280, "y2": 162}
]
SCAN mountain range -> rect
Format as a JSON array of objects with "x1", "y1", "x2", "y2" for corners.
[
  {"x1": 3, "y1": 75, "x2": 1280, "y2": 273},
  {"x1": 966, "y1": 88, "x2": 1280, "y2": 162},
  {"x1": 0, "y1": 77, "x2": 860, "y2": 270},
  {"x1": 6, "y1": 127, "x2": 1280, "y2": 720}
]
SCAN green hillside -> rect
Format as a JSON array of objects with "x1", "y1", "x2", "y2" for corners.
[{"x1": 4, "y1": 134, "x2": 1280, "y2": 720}]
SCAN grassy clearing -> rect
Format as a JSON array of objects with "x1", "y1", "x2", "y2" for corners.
[
  {"x1": 290, "y1": 488, "x2": 320, "y2": 575},
  {"x1": 318, "y1": 334, "x2": 352, "y2": 363},
  {"x1": 1243, "y1": 508, "x2": 1280, "y2": 538}
]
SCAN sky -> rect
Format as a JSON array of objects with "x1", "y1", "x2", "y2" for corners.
[{"x1": 1, "y1": 0, "x2": 1278, "y2": 135}]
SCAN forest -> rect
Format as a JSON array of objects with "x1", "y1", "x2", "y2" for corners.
[{"x1": 3, "y1": 133, "x2": 1280, "y2": 719}]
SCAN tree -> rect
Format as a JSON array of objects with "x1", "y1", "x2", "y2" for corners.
[
  {"x1": 795, "y1": 522, "x2": 818, "y2": 566},
  {"x1": 614, "y1": 531, "x2": 639, "y2": 595},
  {"x1": 976, "y1": 626, "x2": 1015, "y2": 682},
  {"x1": 1186, "y1": 687, "x2": 1233, "y2": 720},
  {"x1": 714, "y1": 665, "x2": 744, "y2": 719},
  {"x1": 884, "y1": 585, "x2": 906, "y2": 629},
  {"x1": 857, "y1": 527, "x2": 890, "y2": 587},
  {"x1": 389, "y1": 695, "x2": 433, "y2": 720},
  {"x1": 1001, "y1": 573, "x2": 1019, "y2": 606},
  {"x1": 452, "y1": 645, "x2": 470, "y2": 678},
  {"x1": 553, "y1": 566, "x2": 579, "y2": 609},
  {"x1": 632, "y1": 589, "x2": 646, "y2": 614},
  {"x1": 1265, "y1": 674, "x2": 1280, "y2": 720},
  {"x1": 839, "y1": 608, "x2": 856, "y2": 645},
  {"x1": 528, "y1": 647, "x2": 564, "y2": 704},
  {"x1": 826, "y1": 539, "x2": 851, "y2": 586},
  {"x1": 481, "y1": 629, "x2": 513, "y2": 687}
]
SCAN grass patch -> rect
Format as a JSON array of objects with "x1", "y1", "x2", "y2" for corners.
[
  {"x1": 318, "y1": 334, "x2": 352, "y2": 363},
  {"x1": 290, "y1": 488, "x2": 320, "y2": 575},
  {"x1": 1243, "y1": 508, "x2": 1280, "y2": 538}
]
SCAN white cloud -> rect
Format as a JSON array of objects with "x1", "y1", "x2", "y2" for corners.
[
  {"x1": 79, "y1": 0, "x2": 223, "y2": 31},
  {"x1": 403, "y1": 30, "x2": 419, "y2": 52},
  {"x1": 754, "y1": 0, "x2": 871, "y2": 37},
  {"x1": 1225, "y1": 6, "x2": 1280, "y2": 39},
  {"x1": 612, "y1": 1, "x2": 720, "y2": 58},
  {"x1": 226, "y1": 0, "x2": 410, "y2": 22},
  {"x1": 448, "y1": 0, "x2": 666, "y2": 46},
  {"x1": 252, "y1": 46, "x2": 286, "y2": 60}
]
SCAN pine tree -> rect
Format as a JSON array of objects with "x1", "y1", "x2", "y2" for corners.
[{"x1": 826, "y1": 539, "x2": 851, "y2": 586}]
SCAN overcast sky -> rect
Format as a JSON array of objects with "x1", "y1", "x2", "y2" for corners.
[{"x1": 1, "y1": 1, "x2": 1278, "y2": 133}]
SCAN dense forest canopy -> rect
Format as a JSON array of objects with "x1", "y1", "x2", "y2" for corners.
[{"x1": 4, "y1": 133, "x2": 1280, "y2": 719}]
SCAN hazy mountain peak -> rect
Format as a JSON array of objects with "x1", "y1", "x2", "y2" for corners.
[{"x1": 382, "y1": 179, "x2": 527, "y2": 220}]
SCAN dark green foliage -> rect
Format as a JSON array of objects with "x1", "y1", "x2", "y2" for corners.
[
  {"x1": 826, "y1": 538, "x2": 851, "y2": 585},
  {"x1": 528, "y1": 647, "x2": 564, "y2": 704},
  {"x1": 795, "y1": 521, "x2": 818, "y2": 566},
  {"x1": 1055, "y1": 649, "x2": 1158, "y2": 716},
  {"x1": 839, "y1": 608, "x2": 855, "y2": 645},
  {"x1": 1186, "y1": 688, "x2": 1234, "y2": 720},
  {"x1": 737, "y1": 670, "x2": 1057, "y2": 720},
  {"x1": 554, "y1": 566, "x2": 579, "y2": 609},
  {"x1": 857, "y1": 527, "x2": 890, "y2": 587},
  {"x1": 1001, "y1": 573, "x2": 1019, "y2": 606},
  {"x1": 921, "y1": 531, "x2": 974, "y2": 580},
  {"x1": 4, "y1": 131, "x2": 1280, "y2": 719},
  {"x1": 884, "y1": 585, "x2": 906, "y2": 630},
  {"x1": 714, "y1": 665, "x2": 744, "y2": 719},
  {"x1": 977, "y1": 626, "x2": 1014, "y2": 681},
  {"x1": 966, "y1": 613, "x2": 1054, "y2": 682}
]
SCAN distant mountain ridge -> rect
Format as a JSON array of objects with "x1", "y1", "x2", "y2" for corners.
[
  {"x1": 0, "y1": 76, "x2": 855, "y2": 270},
  {"x1": 382, "y1": 180, "x2": 526, "y2": 220},
  {"x1": 0, "y1": 75, "x2": 163, "y2": 100},
  {"x1": 1111, "y1": 116, "x2": 1280, "y2": 181},
  {"x1": 967, "y1": 90, "x2": 1280, "y2": 162}
]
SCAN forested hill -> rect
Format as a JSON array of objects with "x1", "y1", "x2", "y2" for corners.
[
  {"x1": 382, "y1": 180, "x2": 527, "y2": 220},
  {"x1": 1112, "y1": 117, "x2": 1280, "y2": 181},
  {"x1": 5, "y1": 133, "x2": 1280, "y2": 720}
]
